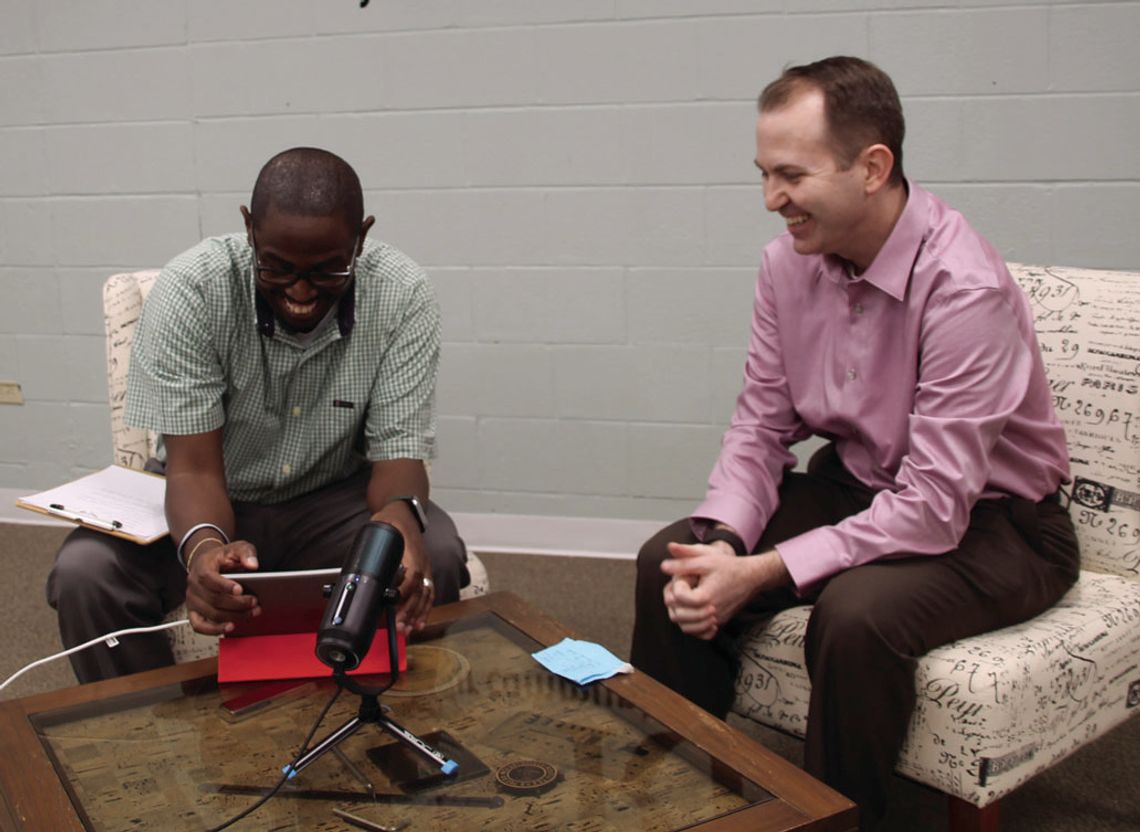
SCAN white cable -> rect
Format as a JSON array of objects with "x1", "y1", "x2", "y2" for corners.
[{"x1": 0, "y1": 619, "x2": 191, "y2": 693}]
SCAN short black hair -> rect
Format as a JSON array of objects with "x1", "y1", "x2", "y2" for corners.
[
  {"x1": 759, "y1": 56, "x2": 906, "y2": 187},
  {"x1": 249, "y1": 147, "x2": 364, "y2": 229}
]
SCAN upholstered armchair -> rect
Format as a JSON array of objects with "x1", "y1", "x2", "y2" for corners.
[{"x1": 729, "y1": 264, "x2": 1140, "y2": 831}]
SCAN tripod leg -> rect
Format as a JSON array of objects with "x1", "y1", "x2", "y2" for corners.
[
  {"x1": 282, "y1": 715, "x2": 363, "y2": 779},
  {"x1": 377, "y1": 713, "x2": 458, "y2": 775}
]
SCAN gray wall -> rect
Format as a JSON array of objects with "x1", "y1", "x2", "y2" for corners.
[{"x1": 1, "y1": 1, "x2": 1137, "y2": 519}]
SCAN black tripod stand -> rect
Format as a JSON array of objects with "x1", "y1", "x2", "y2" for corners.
[{"x1": 281, "y1": 608, "x2": 458, "y2": 781}]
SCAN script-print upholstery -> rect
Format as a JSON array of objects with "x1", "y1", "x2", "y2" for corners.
[
  {"x1": 104, "y1": 272, "x2": 491, "y2": 663},
  {"x1": 731, "y1": 264, "x2": 1140, "y2": 824}
]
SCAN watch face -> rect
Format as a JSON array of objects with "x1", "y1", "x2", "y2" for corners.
[
  {"x1": 394, "y1": 495, "x2": 427, "y2": 533},
  {"x1": 705, "y1": 529, "x2": 745, "y2": 556}
]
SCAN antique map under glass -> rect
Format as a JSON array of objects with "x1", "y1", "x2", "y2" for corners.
[{"x1": 32, "y1": 612, "x2": 771, "y2": 831}]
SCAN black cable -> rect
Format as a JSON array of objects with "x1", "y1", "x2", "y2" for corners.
[{"x1": 206, "y1": 685, "x2": 343, "y2": 832}]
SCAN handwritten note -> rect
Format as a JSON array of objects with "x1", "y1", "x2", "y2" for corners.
[
  {"x1": 532, "y1": 638, "x2": 634, "y2": 685},
  {"x1": 17, "y1": 465, "x2": 168, "y2": 544}
]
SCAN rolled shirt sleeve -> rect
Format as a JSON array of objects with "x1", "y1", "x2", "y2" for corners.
[
  {"x1": 364, "y1": 276, "x2": 440, "y2": 462},
  {"x1": 125, "y1": 264, "x2": 227, "y2": 436}
]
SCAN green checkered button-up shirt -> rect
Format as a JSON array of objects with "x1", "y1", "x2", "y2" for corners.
[{"x1": 125, "y1": 233, "x2": 439, "y2": 503}]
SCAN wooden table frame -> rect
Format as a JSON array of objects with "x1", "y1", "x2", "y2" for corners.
[{"x1": 0, "y1": 592, "x2": 856, "y2": 831}]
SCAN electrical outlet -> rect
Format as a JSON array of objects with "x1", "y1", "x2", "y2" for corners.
[{"x1": 0, "y1": 381, "x2": 25, "y2": 405}]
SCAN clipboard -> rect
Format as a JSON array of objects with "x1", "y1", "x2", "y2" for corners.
[{"x1": 15, "y1": 465, "x2": 169, "y2": 545}]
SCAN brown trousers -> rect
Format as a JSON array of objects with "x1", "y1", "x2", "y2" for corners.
[
  {"x1": 47, "y1": 468, "x2": 469, "y2": 683},
  {"x1": 631, "y1": 445, "x2": 1079, "y2": 830}
]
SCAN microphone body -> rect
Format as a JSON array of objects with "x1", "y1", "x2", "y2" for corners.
[{"x1": 315, "y1": 521, "x2": 404, "y2": 671}]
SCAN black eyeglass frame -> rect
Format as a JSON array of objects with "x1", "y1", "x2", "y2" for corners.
[{"x1": 250, "y1": 229, "x2": 361, "y2": 290}]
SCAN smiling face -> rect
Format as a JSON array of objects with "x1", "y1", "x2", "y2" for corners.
[
  {"x1": 755, "y1": 89, "x2": 879, "y2": 270},
  {"x1": 242, "y1": 207, "x2": 368, "y2": 333}
]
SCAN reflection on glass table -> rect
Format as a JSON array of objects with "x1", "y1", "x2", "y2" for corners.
[{"x1": 32, "y1": 611, "x2": 772, "y2": 832}]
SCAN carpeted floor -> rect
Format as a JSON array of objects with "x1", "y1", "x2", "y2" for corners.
[
  {"x1": 1, "y1": 523, "x2": 76, "y2": 699},
  {"x1": 2, "y1": 523, "x2": 1137, "y2": 830}
]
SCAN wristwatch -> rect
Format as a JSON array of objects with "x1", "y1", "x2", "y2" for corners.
[
  {"x1": 386, "y1": 494, "x2": 427, "y2": 533},
  {"x1": 702, "y1": 527, "x2": 747, "y2": 556}
]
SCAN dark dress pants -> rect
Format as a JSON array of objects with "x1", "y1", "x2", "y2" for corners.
[
  {"x1": 46, "y1": 468, "x2": 469, "y2": 683},
  {"x1": 631, "y1": 445, "x2": 1079, "y2": 831}
]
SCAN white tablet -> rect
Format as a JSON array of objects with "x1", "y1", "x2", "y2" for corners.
[{"x1": 220, "y1": 568, "x2": 341, "y2": 638}]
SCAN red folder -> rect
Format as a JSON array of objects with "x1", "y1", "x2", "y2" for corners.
[{"x1": 218, "y1": 629, "x2": 407, "y2": 684}]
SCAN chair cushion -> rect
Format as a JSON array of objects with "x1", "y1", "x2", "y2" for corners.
[
  {"x1": 164, "y1": 613, "x2": 218, "y2": 664},
  {"x1": 732, "y1": 570, "x2": 1140, "y2": 806},
  {"x1": 463, "y1": 550, "x2": 490, "y2": 598}
]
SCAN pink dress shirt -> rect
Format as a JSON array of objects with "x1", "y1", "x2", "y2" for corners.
[{"x1": 694, "y1": 182, "x2": 1070, "y2": 592}]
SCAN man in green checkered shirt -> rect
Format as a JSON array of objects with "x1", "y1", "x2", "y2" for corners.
[{"x1": 48, "y1": 148, "x2": 469, "y2": 682}]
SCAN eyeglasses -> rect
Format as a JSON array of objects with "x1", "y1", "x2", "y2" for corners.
[{"x1": 251, "y1": 230, "x2": 359, "y2": 290}]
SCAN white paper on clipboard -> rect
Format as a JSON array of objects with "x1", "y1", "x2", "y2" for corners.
[{"x1": 16, "y1": 465, "x2": 168, "y2": 544}]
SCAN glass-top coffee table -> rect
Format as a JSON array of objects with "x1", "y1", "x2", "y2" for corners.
[{"x1": 0, "y1": 592, "x2": 855, "y2": 831}]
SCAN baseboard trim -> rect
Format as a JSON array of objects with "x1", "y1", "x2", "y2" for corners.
[{"x1": 453, "y1": 513, "x2": 660, "y2": 561}]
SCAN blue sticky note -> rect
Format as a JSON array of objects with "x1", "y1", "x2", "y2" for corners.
[{"x1": 532, "y1": 638, "x2": 634, "y2": 685}]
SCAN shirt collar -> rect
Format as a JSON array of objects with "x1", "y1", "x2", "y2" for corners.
[{"x1": 823, "y1": 179, "x2": 928, "y2": 301}]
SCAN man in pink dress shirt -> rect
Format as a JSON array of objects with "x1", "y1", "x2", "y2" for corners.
[{"x1": 631, "y1": 56, "x2": 1079, "y2": 830}]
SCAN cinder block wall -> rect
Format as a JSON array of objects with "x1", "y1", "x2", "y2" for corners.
[{"x1": 1, "y1": 1, "x2": 1137, "y2": 520}]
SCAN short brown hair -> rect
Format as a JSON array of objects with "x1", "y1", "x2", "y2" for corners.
[{"x1": 759, "y1": 56, "x2": 905, "y2": 186}]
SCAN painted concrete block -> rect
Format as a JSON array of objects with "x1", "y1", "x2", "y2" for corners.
[
  {"x1": 0, "y1": 269, "x2": 61, "y2": 335},
  {"x1": 628, "y1": 423, "x2": 723, "y2": 500},
  {"x1": 45, "y1": 123, "x2": 195, "y2": 195},
  {"x1": 871, "y1": 8, "x2": 1048, "y2": 95},
  {"x1": 0, "y1": 128, "x2": 45, "y2": 195},
  {"x1": 0, "y1": 200, "x2": 52, "y2": 266},
  {"x1": 50, "y1": 197, "x2": 201, "y2": 267},
  {"x1": 1050, "y1": 4, "x2": 1140, "y2": 92},
  {"x1": 42, "y1": 49, "x2": 191, "y2": 123},
  {"x1": 0, "y1": 58, "x2": 46, "y2": 127},
  {"x1": 470, "y1": 267, "x2": 625, "y2": 343},
  {"x1": 37, "y1": 0, "x2": 186, "y2": 52}
]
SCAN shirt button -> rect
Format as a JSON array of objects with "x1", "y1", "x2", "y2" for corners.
[
  {"x1": 281, "y1": 463, "x2": 292, "y2": 475},
  {"x1": 292, "y1": 406, "x2": 302, "y2": 416},
  {"x1": 846, "y1": 369, "x2": 857, "y2": 381},
  {"x1": 853, "y1": 303, "x2": 864, "y2": 314}
]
